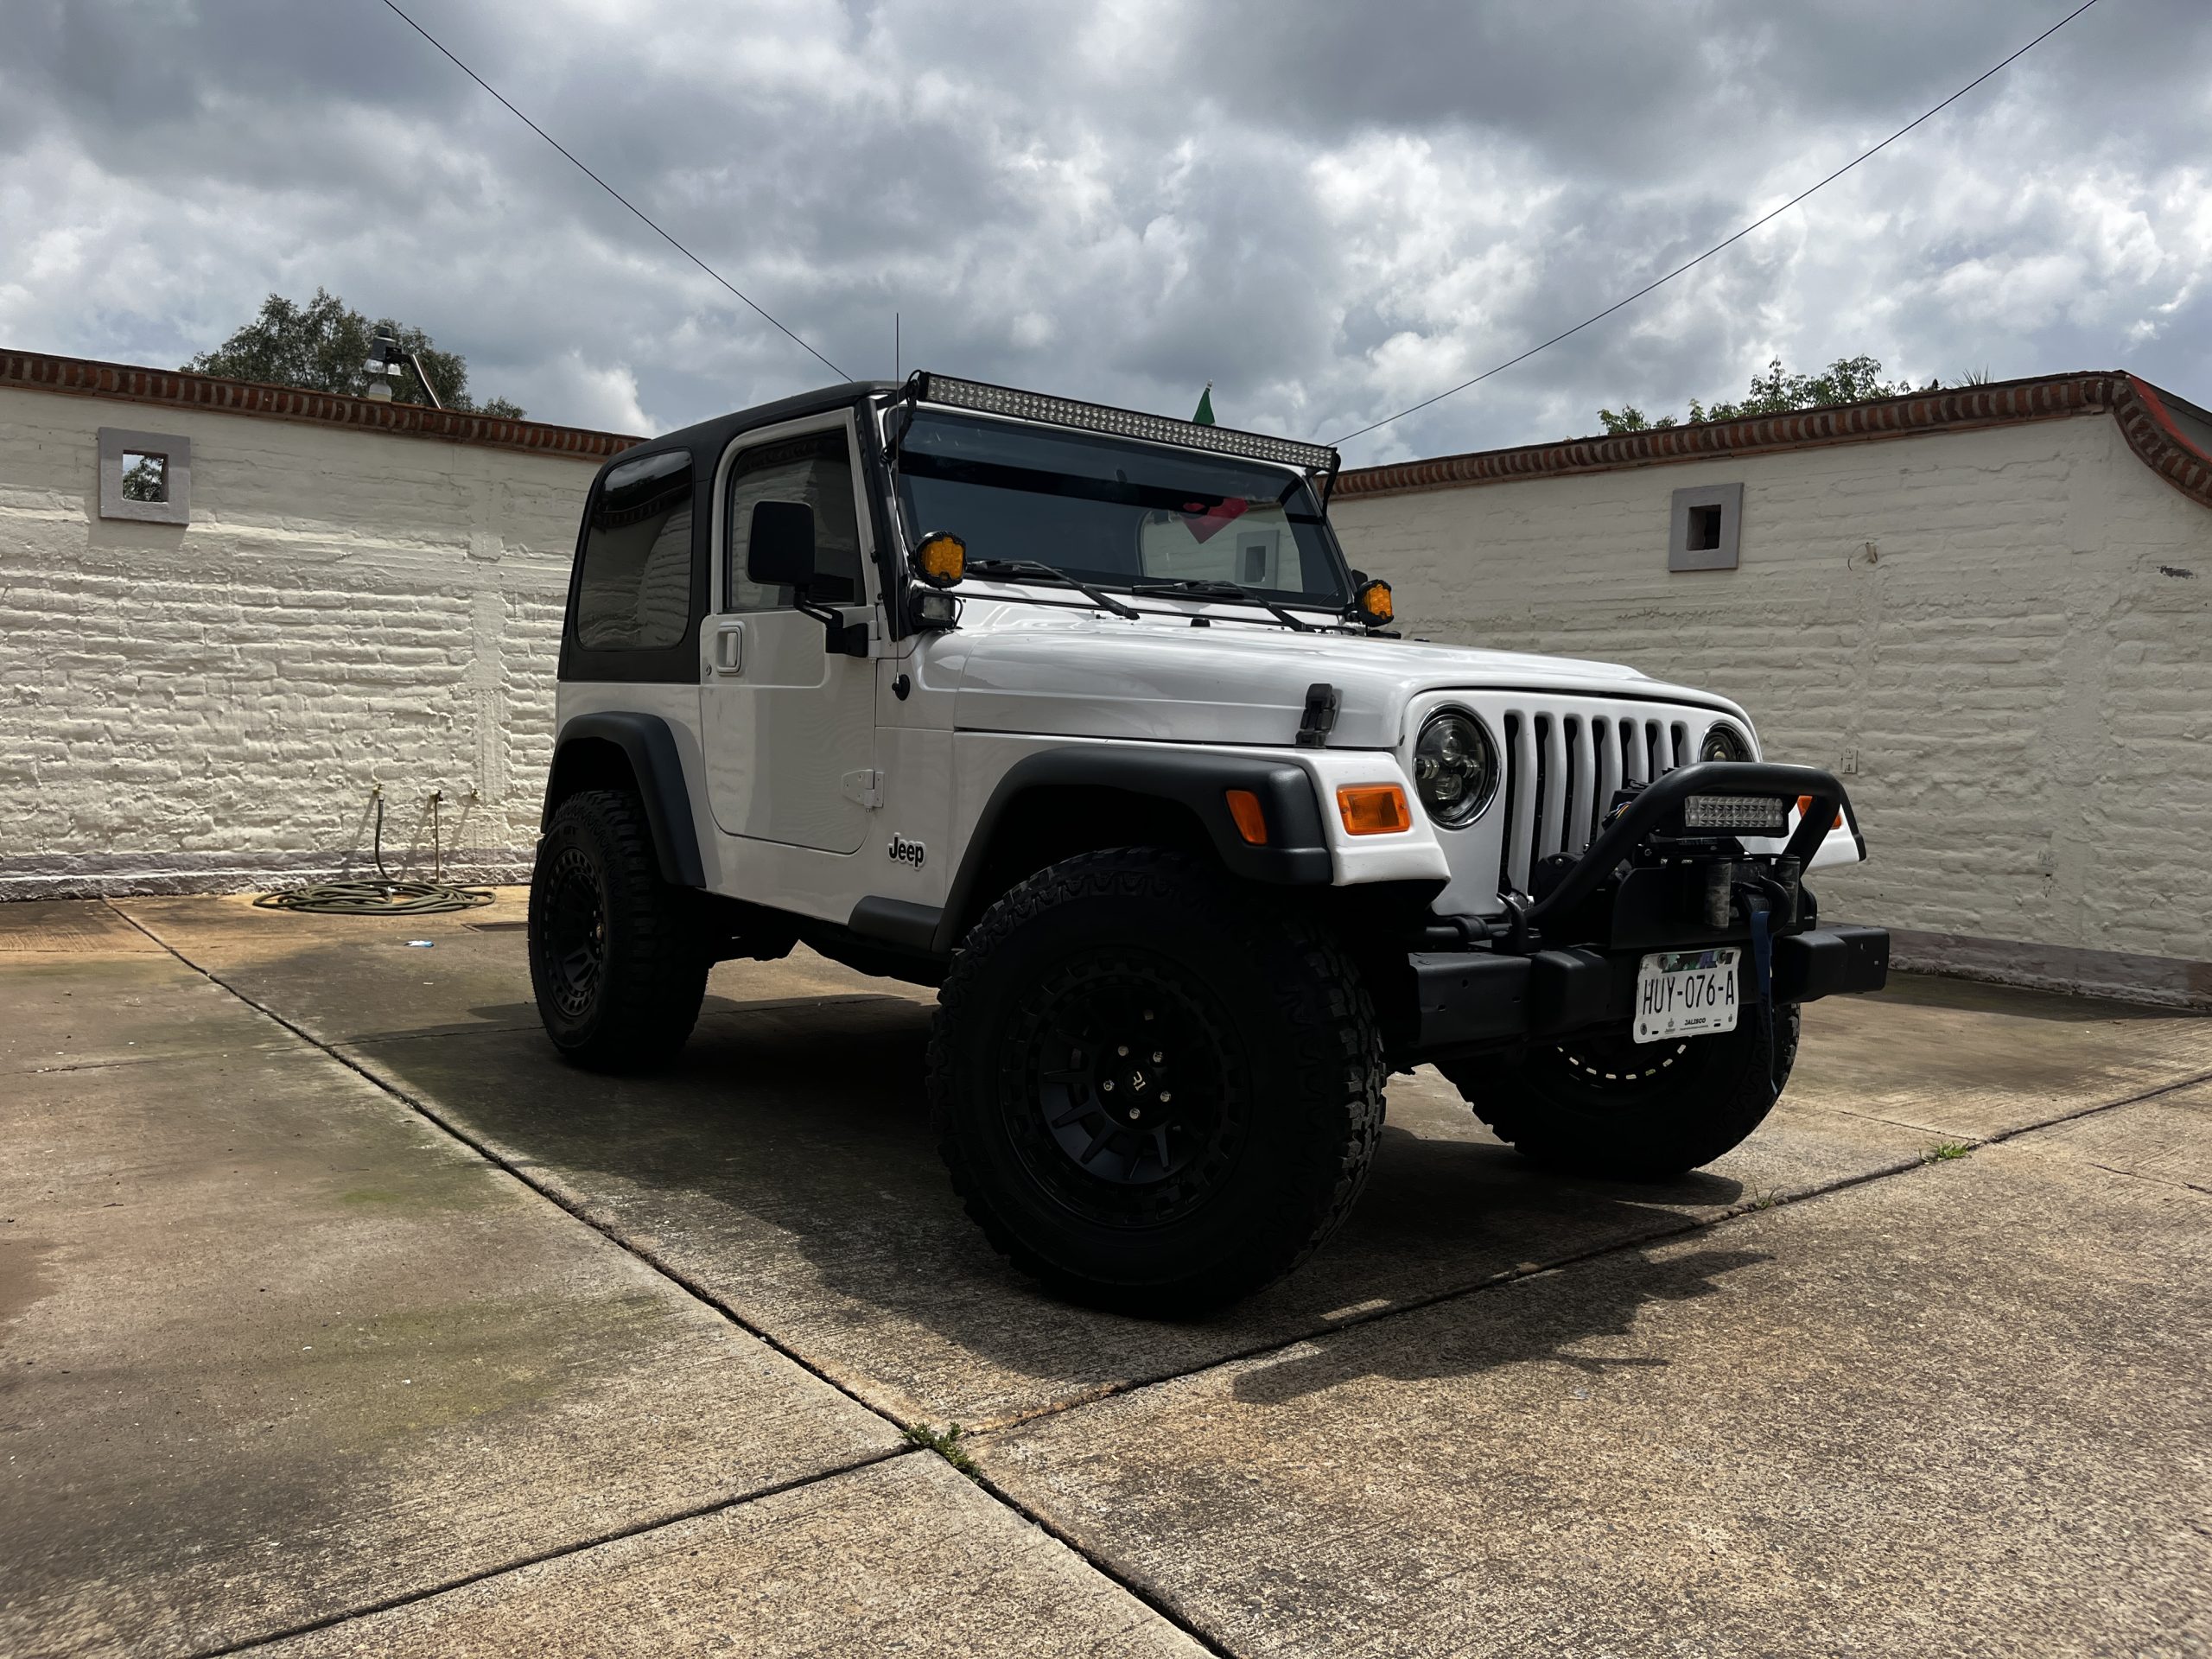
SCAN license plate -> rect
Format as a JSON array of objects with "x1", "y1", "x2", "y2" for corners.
[{"x1": 1634, "y1": 948, "x2": 1741, "y2": 1044}]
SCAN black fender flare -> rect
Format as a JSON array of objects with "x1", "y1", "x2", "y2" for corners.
[
  {"x1": 927, "y1": 747, "x2": 1334, "y2": 954},
  {"x1": 543, "y1": 712, "x2": 706, "y2": 888}
]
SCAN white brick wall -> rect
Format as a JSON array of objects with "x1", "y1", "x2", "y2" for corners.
[
  {"x1": 1332, "y1": 413, "x2": 2212, "y2": 969},
  {"x1": 0, "y1": 386, "x2": 601, "y2": 896},
  {"x1": 5, "y1": 378, "x2": 2206, "y2": 995}
]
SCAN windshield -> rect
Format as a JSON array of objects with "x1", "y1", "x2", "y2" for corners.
[{"x1": 892, "y1": 409, "x2": 1351, "y2": 608}]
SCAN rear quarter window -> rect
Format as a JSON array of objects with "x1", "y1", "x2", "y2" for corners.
[{"x1": 575, "y1": 450, "x2": 695, "y2": 651}]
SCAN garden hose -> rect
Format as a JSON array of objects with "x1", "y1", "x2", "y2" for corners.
[{"x1": 255, "y1": 789, "x2": 495, "y2": 917}]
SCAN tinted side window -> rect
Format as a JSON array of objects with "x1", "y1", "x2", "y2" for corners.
[
  {"x1": 726, "y1": 431, "x2": 863, "y2": 612},
  {"x1": 576, "y1": 450, "x2": 695, "y2": 651}
]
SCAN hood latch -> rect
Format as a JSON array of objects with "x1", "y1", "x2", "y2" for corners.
[{"x1": 1296, "y1": 682, "x2": 1340, "y2": 749}]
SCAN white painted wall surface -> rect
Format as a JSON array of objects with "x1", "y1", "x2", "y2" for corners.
[
  {"x1": 1332, "y1": 413, "x2": 2212, "y2": 969},
  {"x1": 0, "y1": 386, "x2": 600, "y2": 895}
]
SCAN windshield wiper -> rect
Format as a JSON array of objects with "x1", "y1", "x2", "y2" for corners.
[
  {"x1": 966, "y1": 557, "x2": 1141, "y2": 620},
  {"x1": 1131, "y1": 578, "x2": 1317, "y2": 633}
]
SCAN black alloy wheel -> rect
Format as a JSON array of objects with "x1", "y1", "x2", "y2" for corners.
[
  {"x1": 538, "y1": 843, "x2": 607, "y2": 1022},
  {"x1": 1001, "y1": 952, "x2": 1249, "y2": 1228}
]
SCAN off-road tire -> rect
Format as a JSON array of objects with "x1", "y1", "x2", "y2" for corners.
[
  {"x1": 1441, "y1": 1006, "x2": 1801, "y2": 1182},
  {"x1": 529, "y1": 788, "x2": 709, "y2": 1072},
  {"x1": 928, "y1": 849, "x2": 1384, "y2": 1314}
]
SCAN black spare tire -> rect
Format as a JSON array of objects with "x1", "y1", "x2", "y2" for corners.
[{"x1": 1441, "y1": 1005, "x2": 1800, "y2": 1182}]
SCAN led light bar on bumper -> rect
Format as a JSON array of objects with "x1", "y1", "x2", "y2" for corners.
[
  {"x1": 1682, "y1": 794, "x2": 1789, "y2": 832},
  {"x1": 906, "y1": 372, "x2": 1340, "y2": 474}
]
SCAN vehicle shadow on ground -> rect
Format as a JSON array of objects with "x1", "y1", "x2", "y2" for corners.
[
  {"x1": 1227, "y1": 1244, "x2": 1771, "y2": 1407},
  {"x1": 347, "y1": 988, "x2": 1756, "y2": 1414}
]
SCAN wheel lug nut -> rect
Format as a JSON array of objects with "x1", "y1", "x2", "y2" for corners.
[
  {"x1": 1128, "y1": 1107, "x2": 1142, "y2": 1121},
  {"x1": 1151, "y1": 1051, "x2": 1163, "y2": 1063},
  {"x1": 1101, "y1": 1080, "x2": 1114, "y2": 1092},
  {"x1": 1142, "y1": 1009, "x2": 1154, "y2": 1020},
  {"x1": 1117, "y1": 1046, "x2": 1128, "y2": 1057},
  {"x1": 1159, "y1": 1091, "x2": 1173, "y2": 1104}
]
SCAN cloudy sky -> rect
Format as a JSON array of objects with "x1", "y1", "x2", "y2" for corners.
[{"x1": 3, "y1": 0, "x2": 2208, "y2": 464}]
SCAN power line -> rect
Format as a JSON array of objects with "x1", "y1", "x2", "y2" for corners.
[
  {"x1": 1331, "y1": 0, "x2": 2105, "y2": 448},
  {"x1": 380, "y1": 0, "x2": 849, "y2": 381}
]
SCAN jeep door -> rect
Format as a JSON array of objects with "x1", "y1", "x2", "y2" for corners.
[{"x1": 699, "y1": 416, "x2": 876, "y2": 853}]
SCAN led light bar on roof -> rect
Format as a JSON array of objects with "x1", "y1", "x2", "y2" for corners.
[{"x1": 910, "y1": 372, "x2": 1340, "y2": 474}]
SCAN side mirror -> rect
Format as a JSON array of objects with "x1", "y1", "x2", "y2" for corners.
[
  {"x1": 748, "y1": 499, "x2": 866, "y2": 658},
  {"x1": 747, "y1": 500, "x2": 817, "y2": 590}
]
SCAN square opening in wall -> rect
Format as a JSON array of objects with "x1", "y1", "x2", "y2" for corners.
[
  {"x1": 121, "y1": 452, "x2": 168, "y2": 503},
  {"x1": 99, "y1": 426, "x2": 191, "y2": 524},
  {"x1": 1668, "y1": 481, "x2": 1742, "y2": 572}
]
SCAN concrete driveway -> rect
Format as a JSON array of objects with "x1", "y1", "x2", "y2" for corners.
[{"x1": 3, "y1": 891, "x2": 2207, "y2": 1657}]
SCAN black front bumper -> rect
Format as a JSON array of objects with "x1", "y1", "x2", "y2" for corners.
[
  {"x1": 1402, "y1": 760, "x2": 1890, "y2": 1059},
  {"x1": 1411, "y1": 925, "x2": 1891, "y2": 1052}
]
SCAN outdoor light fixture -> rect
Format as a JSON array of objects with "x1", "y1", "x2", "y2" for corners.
[
  {"x1": 364, "y1": 331, "x2": 397, "y2": 403},
  {"x1": 363, "y1": 328, "x2": 442, "y2": 410}
]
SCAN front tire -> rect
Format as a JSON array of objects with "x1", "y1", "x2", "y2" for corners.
[
  {"x1": 1441, "y1": 1006, "x2": 1800, "y2": 1182},
  {"x1": 529, "y1": 788, "x2": 709, "y2": 1072},
  {"x1": 928, "y1": 849, "x2": 1384, "y2": 1314}
]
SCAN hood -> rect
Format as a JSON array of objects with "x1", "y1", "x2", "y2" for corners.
[{"x1": 933, "y1": 596, "x2": 1742, "y2": 747}]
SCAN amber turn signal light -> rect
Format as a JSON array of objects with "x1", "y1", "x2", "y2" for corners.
[
  {"x1": 1337, "y1": 784, "x2": 1411, "y2": 836},
  {"x1": 1353, "y1": 577, "x2": 1394, "y2": 628},
  {"x1": 1224, "y1": 789, "x2": 1268, "y2": 845},
  {"x1": 913, "y1": 531, "x2": 966, "y2": 588},
  {"x1": 1796, "y1": 794, "x2": 1847, "y2": 830}
]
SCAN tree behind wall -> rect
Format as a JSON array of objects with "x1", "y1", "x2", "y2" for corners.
[
  {"x1": 186, "y1": 288, "x2": 525, "y2": 419},
  {"x1": 1599, "y1": 355, "x2": 1930, "y2": 435}
]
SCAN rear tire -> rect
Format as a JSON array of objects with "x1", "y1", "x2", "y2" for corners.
[
  {"x1": 1441, "y1": 1006, "x2": 1800, "y2": 1181},
  {"x1": 928, "y1": 849, "x2": 1384, "y2": 1314},
  {"x1": 529, "y1": 788, "x2": 709, "y2": 1072}
]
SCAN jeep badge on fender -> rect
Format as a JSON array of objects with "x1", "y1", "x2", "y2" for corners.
[{"x1": 530, "y1": 370, "x2": 1889, "y2": 1315}]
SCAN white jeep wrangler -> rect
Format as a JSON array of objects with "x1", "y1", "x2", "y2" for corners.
[{"x1": 531, "y1": 373, "x2": 1888, "y2": 1312}]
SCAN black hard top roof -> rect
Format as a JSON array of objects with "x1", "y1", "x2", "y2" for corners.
[{"x1": 594, "y1": 379, "x2": 898, "y2": 481}]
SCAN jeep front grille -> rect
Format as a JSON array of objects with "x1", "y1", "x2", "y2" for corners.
[{"x1": 1497, "y1": 709, "x2": 1694, "y2": 893}]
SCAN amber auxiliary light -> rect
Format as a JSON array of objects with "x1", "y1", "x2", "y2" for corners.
[
  {"x1": 1336, "y1": 784, "x2": 1411, "y2": 836},
  {"x1": 1352, "y1": 578, "x2": 1394, "y2": 628},
  {"x1": 913, "y1": 531, "x2": 967, "y2": 588}
]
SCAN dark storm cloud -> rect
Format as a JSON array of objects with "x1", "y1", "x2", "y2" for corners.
[{"x1": 3, "y1": 0, "x2": 2207, "y2": 461}]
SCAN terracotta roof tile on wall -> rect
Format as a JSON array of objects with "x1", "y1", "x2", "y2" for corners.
[
  {"x1": 1337, "y1": 372, "x2": 2212, "y2": 514},
  {"x1": 0, "y1": 348, "x2": 645, "y2": 461}
]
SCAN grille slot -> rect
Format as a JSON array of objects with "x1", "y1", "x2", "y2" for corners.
[{"x1": 1495, "y1": 702, "x2": 1712, "y2": 894}]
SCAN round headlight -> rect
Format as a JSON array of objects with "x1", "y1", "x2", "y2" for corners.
[
  {"x1": 1413, "y1": 709, "x2": 1498, "y2": 828},
  {"x1": 1699, "y1": 721, "x2": 1751, "y2": 764}
]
